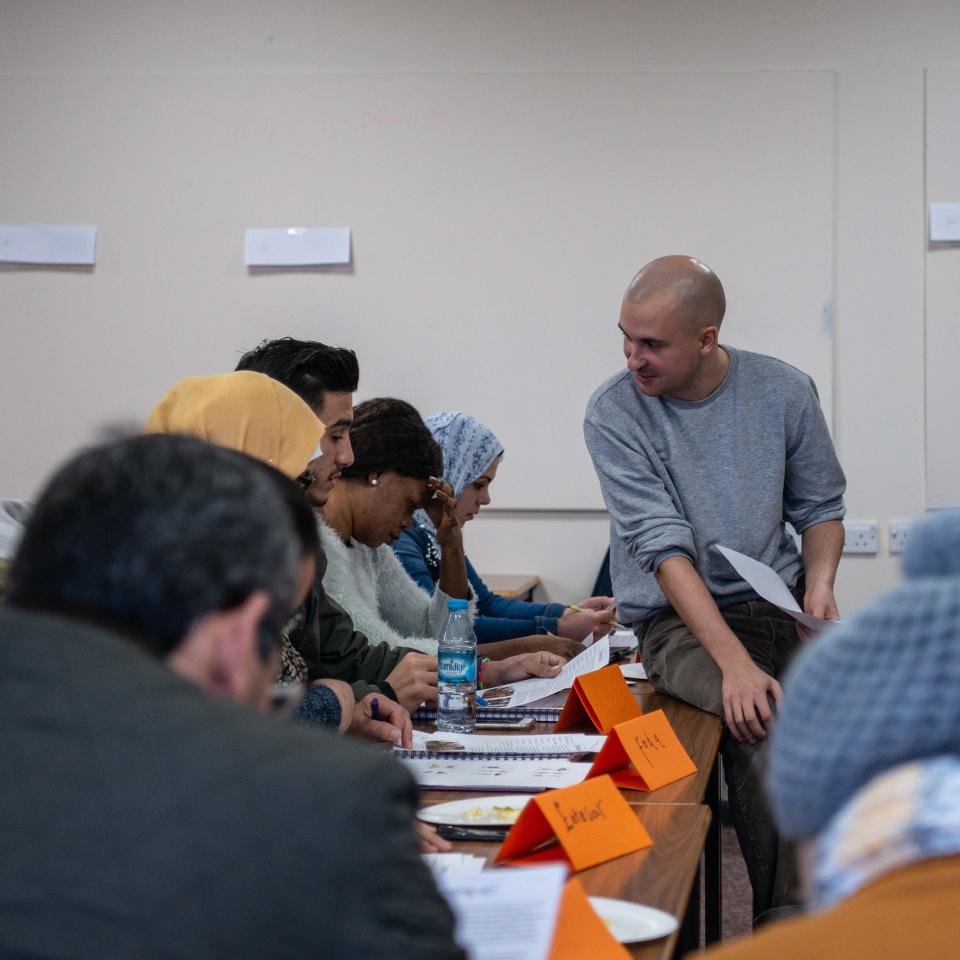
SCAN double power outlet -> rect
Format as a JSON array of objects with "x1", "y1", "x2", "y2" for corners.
[{"x1": 842, "y1": 520, "x2": 912, "y2": 556}]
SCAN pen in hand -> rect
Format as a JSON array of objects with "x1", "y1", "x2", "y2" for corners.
[{"x1": 370, "y1": 697, "x2": 381, "y2": 722}]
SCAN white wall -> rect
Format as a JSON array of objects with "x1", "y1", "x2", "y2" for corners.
[{"x1": 2, "y1": 0, "x2": 958, "y2": 614}]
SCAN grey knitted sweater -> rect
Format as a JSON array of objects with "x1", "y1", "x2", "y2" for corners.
[{"x1": 584, "y1": 346, "x2": 846, "y2": 623}]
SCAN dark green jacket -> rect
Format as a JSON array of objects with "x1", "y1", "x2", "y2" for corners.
[{"x1": 290, "y1": 548, "x2": 419, "y2": 701}]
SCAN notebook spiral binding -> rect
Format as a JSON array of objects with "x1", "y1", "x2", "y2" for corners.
[
  {"x1": 412, "y1": 706, "x2": 562, "y2": 722},
  {"x1": 394, "y1": 750, "x2": 587, "y2": 761}
]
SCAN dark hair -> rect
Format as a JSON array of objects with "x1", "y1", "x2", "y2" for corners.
[
  {"x1": 8, "y1": 434, "x2": 299, "y2": 660},
  {"x1": 235, "y1": 337, "x2": 359, "y2": 412},
  {"x1": 340, "y1": 398, "x2": 442, "y2": 481}
]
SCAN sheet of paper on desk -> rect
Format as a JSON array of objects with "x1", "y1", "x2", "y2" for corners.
[
  {"x1": 715, "y1": 545, "x2": 836, "y2": 630},
  {"x1": 399, "y1": 758, "x2": 591, "y2": 791},
  {"x1": 493, "y1": 637, "x2": 610, "y2": 709},
  {"x1": 609, "y1": 629, "x2": 637, "y2": 651},
  {"x1": 405, "y1": 731, "x2": 606, "y2": 755},
  {"x1": 436, "y1": 863, "x2": 567, "y2": 960},
  {"x1": 619, "y1": 662, "x2": 647, "y2": 681}
]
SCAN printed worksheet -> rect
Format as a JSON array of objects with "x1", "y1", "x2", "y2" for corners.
[
  {"x1": 435, "y1": 864, "x2": 567, "y2": 960},
  {"x1": 480, "y1": 637, "x2": 610, "y2": 709}
]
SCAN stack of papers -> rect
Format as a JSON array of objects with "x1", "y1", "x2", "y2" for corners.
[
  {"x1": 609, "y1": 629, "x2": 638, "y2": 652},
  {"x1": 435, "y1": 864, "x2": 567, "y2": 960},
  {"x1": 423, "y1": 852, "x2": 487, "y2": 876}
]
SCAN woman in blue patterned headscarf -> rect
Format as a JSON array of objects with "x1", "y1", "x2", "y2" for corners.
[{"x1": 394, "y1": 411, "x2": 613, "y2": 646}]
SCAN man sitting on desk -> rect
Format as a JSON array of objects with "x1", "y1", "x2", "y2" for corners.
[{"x1": 584, "y1": 255, "x2": 846, "y2": 922}]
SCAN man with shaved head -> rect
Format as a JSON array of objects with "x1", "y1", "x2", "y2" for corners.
[{"x1": 585, "y1": 255, "x2": 846, "y2": 922}]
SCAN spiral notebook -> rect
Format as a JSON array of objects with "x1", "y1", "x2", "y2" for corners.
[
  {"x1": 394, "y1": 731, "x2": 605, "y2": 761},
  {"x1": 412, "y1": 704, "x2": 563, "y2": 723}
]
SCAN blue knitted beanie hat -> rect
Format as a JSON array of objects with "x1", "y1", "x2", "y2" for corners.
[
  {"x1": 903, "y1": 509, "x2": 960, "y2": 578},
  {"x1": 768, "y1": 511, "x2": 960, "y2": 840}
]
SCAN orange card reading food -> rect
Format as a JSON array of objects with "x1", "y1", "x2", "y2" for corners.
[
  {"x1": 495, "y1": 774, "x2": 652, "y2": 870},
  {"x1": 548, "y1": 877, "x2": 632, "y2": 960},
  {"x1": 555, "y1": 664, "x2": 643, "y2": 733},
  {"x1": 588, "y1": 709, "x2": 697, "y2": 791}
]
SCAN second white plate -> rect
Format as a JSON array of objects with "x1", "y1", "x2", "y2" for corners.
[
  {"x1": 417, "y1": 794, "x2": 531, "y2": 827},
  {"x1": 587, "y1": 897, "x2": 678, "y2": 943}
]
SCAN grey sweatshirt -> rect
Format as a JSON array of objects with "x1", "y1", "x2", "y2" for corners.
[{"x1": 584, "y1": 346, "x2": 846, "y2": 624}]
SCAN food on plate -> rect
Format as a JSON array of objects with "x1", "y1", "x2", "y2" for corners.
[{"x1": 462, "y1": 804, "x2": 522, "y2": 824}]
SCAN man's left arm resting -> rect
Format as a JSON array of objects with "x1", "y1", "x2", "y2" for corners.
[{"x1": 800, "y1": 519, "x2": 844, "y2": 622}]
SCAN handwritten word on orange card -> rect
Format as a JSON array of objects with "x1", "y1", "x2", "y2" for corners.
[
  {"x1": 588, "y1": 709, "x2": 697, "y2": 791},
  {"x1": 549, "y1": 877, "x2": 632, "y2": 960},
  {"x1": 555, "y1": 664, "x2": 643, "y2": 733},
  {"x1": 495, "y1": 774, "x2": 652, "y2": 871}
]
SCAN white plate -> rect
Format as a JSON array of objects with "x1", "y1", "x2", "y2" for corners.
[
  {"x1": 587, "y1": 898, "x2": 678, "y2": 943},
  {"x1": 417, "y1": 794, "x2": 531, "y2": 827}
]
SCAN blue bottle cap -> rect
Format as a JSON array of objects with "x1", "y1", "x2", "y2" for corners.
[{"x1": 447, "y1": 598, "x2": 469, "y2": 610}]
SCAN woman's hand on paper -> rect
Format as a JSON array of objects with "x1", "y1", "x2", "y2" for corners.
[{"x1": 484, "y1": 651, "x2": 565, "y2": 687}]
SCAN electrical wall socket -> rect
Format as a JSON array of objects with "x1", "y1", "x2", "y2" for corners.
[
  {"x1": 889, "y1": 520, "x2": 911, "y2": 555},
  {"x1": 842, "y1": 520, "x2": 879, "y2": 555}
]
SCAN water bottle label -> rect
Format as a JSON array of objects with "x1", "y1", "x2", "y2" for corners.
[{"x1": 438, "y1": 651, "x2": 476, "y2": 684}]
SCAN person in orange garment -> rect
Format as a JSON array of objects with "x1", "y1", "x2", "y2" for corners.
[{"x1": 702, "y1": 510, "x2": 960, "y2": 959}]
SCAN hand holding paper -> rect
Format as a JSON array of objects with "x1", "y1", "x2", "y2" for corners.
[{"x1": 715, "y1": 545, "x2": 840, "y2": 631}]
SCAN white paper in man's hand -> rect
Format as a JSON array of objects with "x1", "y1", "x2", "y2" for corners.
[{"x1": 715, "y1": 545, "x2": 837, "y2": 630}]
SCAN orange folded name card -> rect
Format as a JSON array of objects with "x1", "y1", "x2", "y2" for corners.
[
  {"x1": 555, "y1": 664, "x2": 643, "y2": 733},
  {"x1": 495, "y1": 774, "x2": 652, "y2": 871},
  {"x1": 588, "y1": 709, "x2": 697, "y2": 791},
  {"x1": 549, "y1": 877, "x2": 632, "y2": 960}
]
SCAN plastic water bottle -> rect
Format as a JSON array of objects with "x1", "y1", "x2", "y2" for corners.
[{"x1": 437, "y1": 598, "x2": 477, "y2": 733}]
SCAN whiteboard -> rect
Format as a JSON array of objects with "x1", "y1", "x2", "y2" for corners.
[
  {"x1": 925, "y1": 65, "x2": 960, "y2": 509},
  {"x1": 0, "y1": 70, "x2": 835, "y2": 507}
]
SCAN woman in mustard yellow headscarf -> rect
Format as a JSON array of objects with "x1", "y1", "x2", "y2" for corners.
[
  {"x1": 144, "y1": 371, "x2": 356, "y2": 728},
  {"x1": 145, "y1": 371, "x2": 324, "y2": 481}
]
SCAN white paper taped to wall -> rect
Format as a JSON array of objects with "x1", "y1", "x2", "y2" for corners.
[
  {"x1": 0, "y1": 225, "x2": 97, "y2": 264},
  {"x1": 244, "y1": 226, "x2": 351, "y2": 266}
]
